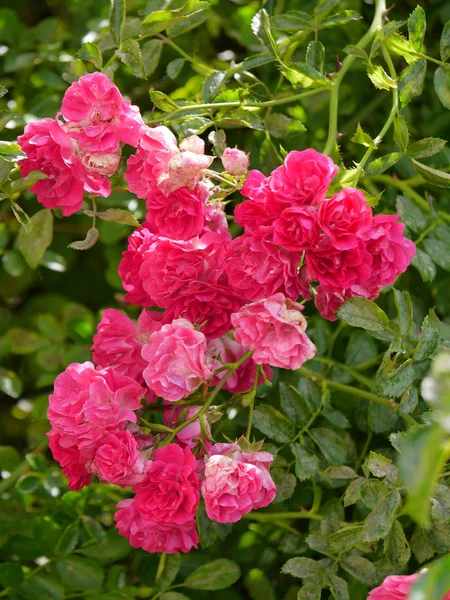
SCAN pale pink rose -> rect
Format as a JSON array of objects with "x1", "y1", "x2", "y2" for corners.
[
  {"x1": 47, "y1": 431, "x2": 92, "y2": 491},
  {"x1": 273, "y1": 206, "x2": 320, "y2": 252},
  {"x1": 145, "y1": 184, "x2": 207, "y2": 241},
  {"x1": 225, "y1": 227, "x2": 303, "y2": 302},
  {"x1": 203, "y1": 202, "x2": 231, "y2": 238},
  {"x1": 61, "y1": 72, "x2": 143, "y2": 152},
  {"x1": 221, "y1": 147, "x2": 249, "y2": 176},
  {"x1": 202, "y1": 445, "x2": 276, "y2": 523},
  {"x1": 118, "y1": 225, "x2": 158, "y2": 306},
  {"x1": 231, "y1": 293, "x2": 316, "y2": 370},
  {"x1": 18, "y1": 118, "x2": 110, "y2": 216},
  {"x1": 47, "y1": 362, "x2": 145, "y2": 453},
  {"x1": 159, "y1": 151, "x2": 213, "y2": 195},
  {"x1": 367, "y1": 574, "x2": 421, "y2": 599},
  {"x1": 318, "y1": 187, "x2": 373, "y2": 250},
  {"x1": 81, "y1": 150, "x2": 121, "y2": 177},
  {"x1": 133, "y1": 444, "x2": 200, "y2": 524},
  {"x1": 269, "y1": 149, "x2": 338, "y2": 207},
  {"x1": 207, "y1": 335, "x2": 272, "y2": 393},
  {"x1": 91, "y1": 430, "x2": 150, "y2": 487},
  {"x1": 179, "y1": 135, "x2": 205, "y2": 154},
  {"x1": 163, "y1": 405, "x2": 211, "y2": 448},
  {"x1": 115, "y1": 498, "x2": 198, "y2": 554},
  {"x1": 142, "y1": 318, "x2": 214, "y2": 402}
]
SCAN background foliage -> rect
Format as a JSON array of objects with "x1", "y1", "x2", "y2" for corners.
[{"x1": 0, "y1": 0, "x2": 449, "y2": 599}]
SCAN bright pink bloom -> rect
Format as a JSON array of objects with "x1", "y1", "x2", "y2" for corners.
[
  {"x1": 18, "y1": 118, "x2": 110, "y2": 216},
  {"x1": 221, "y1": 147, "x2": 249, "y2": 176},
  {"x1": 163, "y1": 405, "x2": 211, "y2": 448},
  {"x1": 367, "y1": 574, "x2": 420, "y2": 599},
  {"x1": 92, "y1": 308, "x2": 163, "y2": 384},
  {"x1": 145, "y1": 184, "x2": 207, "y2": 241},
  {"x1": 204, "y1": 201, "x2": 231, "y2": 239},
  {"x1": 269, "y1": 149, "x2": 338, "y2": 207},
  {"x1": 235, "y1": 171, "x2": 279, "y2": 232},
  {"x1": 48, "y1": 432, "x2": 92, "y2": 491},
  {"x1": 225, "y1": 227, "x2": 303, "y2": 302},
  {"x1": 318, "y1": 187, "x2": 372, "y2": 250},
  {"x1": 314, "y1": 285, "x2": 350, "y2": 322},
  {"x1": 115, "y1": 498, "x2": 198, "y2": 554},
  {"x1": 142, "y1": 318, "x2": 213, "y2": 402},
  {"x1": 47, "y1": 362, "x2": 144, "y2": 452},
  {"x1": 232, "y1": 293, "x2": 316, "y2": 370},
  {"x1": 202, "y1": 444, "x2": 276, "y2": 523},
  {"x1": 208, "y1": 336, "x2": 272, "y2": 393},
  {"x1": 61, "y1": 72, "x2": 143, "y2": 153},
  {"x1": 273, "y1": 206, "x2": 320, "y2": 252},
  {"x1": 133, "y1": 444, "x2": 200, "y2": 524},
  {"x1": 118, "y1": 226, "x2": 157, "y2": 306}
]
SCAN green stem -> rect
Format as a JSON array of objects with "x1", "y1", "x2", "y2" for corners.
[
  {"x1": 313, "y1": 356, "x2": 375, "y2": 389},
  {"x1": 243, "y1": 511, "x2": 323, "y2": 521},
  {"x1": 156, "y1": 34, "x2": 213, "y2": 76},
  {"x1": 323, "y1": 0, "x2": 387, "y2": 157},
  {"x1": 246, "y1": 365, "x2": 260, "y2": 439},
  {"x1": 414, "y1": 220, "x2": 439, "y2": 246},
  {"x1": 155, "y1": 552, "x2": 167, "y2": 581},
  {"x1": 292, "y1": 393, "x2": 326, "y2": 443},
  {"x1": 353, "y1": 353, "x2": 385, "y2": 371}
]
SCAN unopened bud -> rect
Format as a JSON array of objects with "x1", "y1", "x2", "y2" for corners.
[{"x1": 221, "y1": 147, "x2": 249, "y2": 176}]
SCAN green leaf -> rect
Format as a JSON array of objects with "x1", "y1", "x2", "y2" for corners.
[
  {"x1": 343, "y1": 477, "x2": 364, "y2": 507},
  {"x1": 367, "y1": 64, "x2": 396, "y2": 91},
  {"x1": 309, "y1": 427, "x2": 346, "y2": 465},
  {"x1": 203, "y1": 70, "x2": 226, "y2": 103},
  {"x1": 376, "y1": 359, "x2": 415, "y2": 398},
  {"x1": 306, "y1": 41, "x2": 325, "y2": 73},
  {"x1": 0, "y1": 445, "x2": 21, "y2": 470},
  {"x1": 10, "y1": 200, "x2": 32, "y2": 233},
  {"x1": 408, "y1": 5, "x2": 426, "y2": 52},
  {"x1": 0, "y1": 562, "x2": 23, "y2": 587},
  {"x1": 270, "y1": 12, "x2": 313, "y2": 34},
  {"x1": 282, "y1": 62, "x2": 329, "y2": 88},
  {"x1": 252, "y1": 404, "x2": 295, "y2": 443},
  {"x1": 56, "y1": 557, "x2": 104, "y2": 590},
  {"x1": 412, "y1": 158, "x2": 450, "y2": 188},
  {"x1": 17, "y1": 209, "x2": 53, "y2": 269},
  {"x1": 322, "y1": 466, "x2": 356, "y2": 481},
  {"x1": 290, "y1": 443, "x2": 319, "y2": 481},
  {"x1": 386, "y1": 33, "x2": 418, "y2": 64},
  {"x1": 409, "y1": 554, "x2": 450, "y2": 600},
  {"x1": 441, "y1": 21, "x2": 450, "y2": 62},
  {"x1": 396, "y1": 195, "x2": 427, "y2": 233},
  {"x1": 364, "y1": 451, "x2": 398, "y2": 480},
  {"x1": 56, "y1": 522, "x2": 80, "y2": 555},
  {"x1": 414, "y1": 316, "x2": 440, "y2": 361},
  {"x1": 244, "y1": 568, "x2": 276, "y2": 600},
  {"x1": 363, "y1": 491, "x2": 401, "y2": 542},
  {"x1": 161, "y1": 594, "x2": 191, "y2": 600},
  {"x1": 16, "y1": 474, "x2": 41, "y2": 493},
  {"x1": 11, "y1": 170, "x2": 47, "y2": 194},
  {"x1": 411, "y1": 527, "x2": 435, "y2": 564},
  {"x1": 399, "y1": 386, "x2": 418, "y2": 415},
  {"x1": 109, "y1": 0, "x2": 126, "y2": 46},
  {"x1": 79, "y1": 529, "x2": 131, "y2": 564},
  {"x1": 141, "y1": 39, "x2": 163, "y2": 77},
  {"x1": 422, "y1": 229, "x2": 450, "y2": 270},
  {"x1": 337, "y1": 298, "x2": 391, "y2": 332},
  {"x1": 141, "y1": 1, "x2": 209, "y2": 36},
  {"x1": 297, "y1": 583, "x2": 322, "y2": 600},
  {"x1": 383, "y1": 519, "x2": 411, "y2": 566},
  {"x1": 393, "y1": 289, "x2": 413, "y2": 338},
  {"x1": 156, "y1": 554, "x2": 180, "y2": 591},
  {"x1": 341, "y1": 556, "x2": 377, "y2": 587},
  {"x1": 69, "y1": 227, "x2": 99, "y2": 250},
  {"x1": 345, "y1": 331, "x2": 378, "y2": 366},
  {"x1": 96, "y1": 209, "x2": 139, "y2": 227},
  {"x1": 0, "y1": 141, "x2": 26, "y2": 162},
  {"x1": 343, "y1": 45, "x2": 368, "y2": 60},
  {"x1": 407, "y1": 137, "x2": 446, "y2": 159},
  {"x1": 399, "y1": 59, "x2": 426, "y2": 106},
  {"x1": 167, "y1": 57, "x2": 185, "y2": 79},
  {"x1": 320, "y1": 10, "x2": 362, "y2": 29},
  {"x1": 368, "y1": 402, "x2": 398, "y2": 432},
  {"x1": 329, "y1": 575, "x2": 349, "y2": 600},
  {"x1": 2, "y1": 248, "x2": 26, "y2": 277},
  {"x1": 78, "y1": 42, "x2": 103, "y2": 68},
  {"x1": 399, "y1": 424, "x2": 447, "y2": 527},
  {"x1": 279, "y1": 382, "x2": 311, "y2": 427},
  {"x1": 116, "y1": 39, "x2": 146, "y2": 78},
  {"x1": 434, "y1": 65, "x2": 450, "y2": 110},
  {"x1": 0, "y1": 367, "x2": 23, "y2": 398},
  {"x1": 0, "y1": 86, "x2": 7, "y2": 99},
  {"x1": 272, "y1": 469, "x2": 297, "y2": 503},
  {"x1": 19, "y1": 575, "x2": 64, "y2": 600},
  {"x1": 366, "y1": 152, "x2": 403, "y2": 175},
  {"x1": 351, "y1": 123, "x2": 374, "y2": 148},
  {"x1": 393, "y1": 113, "x2": 410, "y2": 150},
  {"x1": 3, "y1": 328, "x2": 43, "y2": 354},
  {"x1": 184, "y1": 559, "x2": 240, "y2": 590},
  {"x1": 281, "y1": 557, "x2": 324, "y2": 579},
  {"x1": 327, "y1": 526, "x2": 364, "y2": 553},
  {"x1": 412, "y1": 248, "x2": 436, "y2": 282}
]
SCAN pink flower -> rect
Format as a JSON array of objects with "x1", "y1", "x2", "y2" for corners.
[
  {"x1": 115, "y1": 498, "x2": 198, "y2": 554},
  {"x1": 318, "y1": 187, "x2": 372, "y2": 250},
  {"x1": 221, "y1": 148, "x2": 249, "y2": 176},
  {"x1": 204, "y1": 201, "x2": 231, "y2": 239},
  {"x1": 235, "y1": 171, "x2": 279, "y2": 232},
  {"x1": 92, "y1": 308, "x2": 163, "y2": 384},
  {"x1": 273, "y1": 206, "x2": 320, "y2": 252},
  {"x1": 134, "y1": 444, "x2": 200, "y2": 524},
  {"x1": 314, "y1": 285, "x2": 350, "y2": 322},
  {"x1": 142, "y1": 318, "x2": 213, "y2": 402},
  {"x1": 91, "y1": 430, "x2": 150, "y2": 487},
  {"x1": 202, "y1": 444, "x2": 276, "y2": 523},
  {"x1": 269, "y1": 149, "x2": 338, "y2": 207},
  {"x1": 18, "y1": 118, "x2": 110, "y2": 216},
  {"x1": 231, "y1": 293, "x2": 316, "y2": 370},
  {"x1": 47, "y1": 362, "x2": 145, "y2": 452},
  {"x1": 208, "y1": 336, "x2": 272, "y2": 393},
  {"x1": 163, "y1": 405, "x2": 211, "y2": 448},
  {"x1": 81, "y1": 150, "x2": 121, "y2": 177},
  {"x1": 61, "y1": 72, "x2": 143, "y2": 153},
  {"x1": 367, "y1": 574, "x2": 420, "y2": 599},
  {"x1": 145, "y1": 184, "x2": 207, "y2": 241},
  {"x1": 118, "y1": 226, "x2": 158, "y2": 306},
  {"x1": 225, "y1": 227, "x2": 303, "y2": 302},
  {"x1": 48, "y1": 432, "x2": 92, "y2": 491}
]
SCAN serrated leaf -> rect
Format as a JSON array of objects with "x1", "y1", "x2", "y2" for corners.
[
  {"x1": 78, "y1": 42, "x2": 103, "y2": 69},
  {"x1": 384, "y1": 519, "x2": 411, "y2": 566},
  {"x1": 376, "y1": 359, "x2": 415, "y2": 398},
  {"x1": 368, "y1": 64, "x2": 396, "y2": 91},
  {"x1": 329, "y1": 575, "x2": 349, "y2": 600},
  {"x1": 17, "y1": 209, "x2": 53, "y2": 269},
  {"x1": 281, "y1": 557, "x2": 324, "y2": 580},
  {"x1": 407, "y1": 138, "x2": 446, "y2": 159},
  {"x1": 56, "y1": 522, "x2": 80, "y2": 555},
  {"x1": 343, "y1": 477, "x2": 364, "y2": 507},
  {"x1": 141, "y1": 1, "x2": 209, "y2": 36},
  {"x1": 290, "y1": 444, "x2": 319, "y2": 481},
  {"x1": 309, "y1": 427, "x2": 346, "y2": 465},
  {"x1": 441, "y1": 21, "x2": 450, "y2": 62},
  {"x1": 396, "y1": 195, "x2": 427, "y2": 232},
  {"x1": 411, "y1": 527, "x2": 435, "y2": 564},
  {"x1": 362, "y1": 491, "x2": 401, "y2": 542},
  {"x1": 408, "y1": 6, "x2": 426, "y2": 52},
  {"x1": 141, "y1": 39, "x2": 163, "y2": 77},
  {"x1": 69, "y1": 227, "x2": 99, "y2": 250},
  {"x1": 116, "y1": 39, "x2": 146, "y2": 79},
  {"x1": 252, "y1": 404, "x2": 295, "y2": 443},
  {"x1": 366, "y1": 152, "x2": 403, "y2": 175},
  {"x1": 412, "y1": 248, "x2": 436, "y2": 282},
  {"x1": 272, "y1": 469, "x2": 297, "y2": 503},
  {"x1": 280, "y1": 382, "x2": 311, "y2": 427},
  {"x1": 327, "y1": 526, "x2": 363, "y2": 553},
  {"x1": 393, "y1": 113, "x2": 410, "y2": 150},
  {"x1": 320, "y1": 10, "x2": 362, "y2": 29},
  {"x1": 411, "y1": 158, "x2": 450, "y2": 187},
  {"x1": 337, "y1": 298, "x2": 391, "y2": 332},
  {"x1": 203, "y1": 70, "x2": 226, "y2": 103},
  {"x1": 341, "y1": 556, "x2": 377, "y2": 586},
  {"x1": 306, "y1": 41, "x2": 325, "y2": 73},
  {"x1": 352, "y1": 123, "x2": 374, "y2": 148},
  {"x1": 393, "y1": 289, "x2": 413, "y2": 338},
  {"x1": 399, "y1": 59, "x2": 426, "y2": 106},
  {"x1": 414, "y1": 316, "x2": 440, "y2": 361},
  {"x1": 270, "y1": 11, "x2": 313, "y2": 33},
  {"x1": 184, "y1": 559, "x2": 240, "y2": 590},
  {"x1": 343, "y1": 44, "x2": 368, "y2": 60},
  {"x1": 297, "y1": 582, "x2": 322, "y2": 599},
  {"x1": 96, "y1": 209, "x2": 139, "y2": 227},
  {"x1": 109, "y1": 0, "x2": 126, "y2": 46},
  {"x1": 386, "y1": 33, "x2": 419, "y2": 64}
]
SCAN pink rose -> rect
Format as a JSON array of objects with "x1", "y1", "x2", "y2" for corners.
[
  {"x1": 133, "y1": 444, "x2": 200, "y2": 524},
  {"x1": 115, "y1": 498, "x2": 198, "y2": 554},
  {"x1": 92, "y1": 308, "x2": 163, "y2": 384},
  {"x1": 91, "y1": 430, "x2": 150, "y2": 487},
  {"x1": 273, "y1": 206, "x2": 320, "y2": 252},
  {"x1": 225, "y1": 227, "x2": 303, "y2": 302},
  {"x1": 81, "y1": 150, "x2": 121, "y2": 177},
  {"x1": 117, "y1": 225, "x2": 158, "y2": 306},
  {"x1": 235, "y1": 171, "x2": 279, "y2": 233},
  {"x1": 241, "y1": 170, "x2": 269, "y2": 202},
  {"x1": 145, "y1": 184, "x2": 207, "y2": 241},
  {"x1": 221, "y1": 147, "x2": 249, "y2": 176},
  {"x1": 47, "y1": 432, "x2": 92, "y2": 491},
  {"x1": 208, "y1": 335, "x2": 272, "y2": 393},
  {"x1": 314, "y1": 285, "x2": 350, "y2": 322},
  {"x1": 269, "y1": 149, "x2": 338, "y2": 207},
  {"x1": 231, "y1": 293, "x2": 316, "y2": 370},
  {"x1": 61, "y1": 72, "x2": 143, "y2": 152},
  {"x1": 163, "y1": 405, "x2": 211, "y2": 448},
  {"x1": 48, "y1": 362, "x2": 144, "y2": 452},
  {"x1": 367, "y1": 574, "x2": 420, "y2": 599},
  {"x1": 202, "y1": 444, "x2": 276, "y2": 523},
  {"x1": 204, "y1": 201, "x2": 231, "y2": 239},
  {"x1": 318, "y1": 187, "x2": 373, "y2": 250},
  {"x1": 142, "y1": 318, "x2": 213, "y2": 402},
  {"x1": 18, "y1": 118, "x2": 110, "y2": 216}
]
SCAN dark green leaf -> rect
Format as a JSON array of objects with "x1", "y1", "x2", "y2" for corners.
[
  {"x1": 203, "y1": 70, "x2": 226, "y2": 103},
  {"x1": 412, "y1": 158, "x2": 450, "y2": 188},
  {"x1": 393, "y1": 289, "x2": 413, "y2": 338},
  {"x1": 270, "y1": 12, "x2": 313, "y2": 33},
  {"x1": 3, "y1": 328, "x2": 43, "y2": 354},
  {"x1": 184, "y1": 559, "x2": 240, "y2": 590},
  {"x1": 414, "y1": 316, "x2": 440, "y2": 361},
  {"x1": 399, "y1": 59, "x2": 426, "y2": 106},
  {"x1": 329, "y1": 575, "x2": 349, "y2": 600},
  {"x1": 156, "y1": 554, "x2": 180, "y2": 591},
  {"x1": 141, "y1": 39, "x2": 163, "y2": 77},
  {"x1": 411, "y1": 527, "x2": 435, "y2": 564},
  {"x1": 337, "y1": 298, "x2": 391, "y2": 332},
  {"x1": 252, "y1": 404, "x2": 295, "y2": 443},
  {"x1": 78, "y1": 42, "x2": 103, "y2": 68},
  {"x1": 116, "y1": 39, "x2": 146, "y2": 78},
  {"x1": 441, "y1": 21, "x2": 450, "y2": 62},
  {"x1": 290, "y1": 443, "x2": 319, "y2": 481},
  {"x1": 434, "y1": 65, "x2": 450, "y2": 110},
  {"x1": 412, "y1": 248, "x2": 436, "y2": 282},
  {"x1": 366, "y1": 152, "x2": 403, "y2": 175},
  {"x1": 167, "y1": 57, "x2": 185, "y2": 79},
  {"x1": 376, "y1": 359, "x2": 415, "y2": 398},
  {"x1": 408, "y1": 5, "x2": 426, "y2": 52},
  {"x1": 0, "y1": 562, "x2": 23, "y2": 587},
  {"x1": 309, "y1": 428, "x2": 346, "y2": 465},
  {"x1": 17, "y1": 209, "x2": 53, "y2": 269},
  {"x1": 327, "y1": 526, "x2": 363, "y2": 553},
  {"x1": 368, "y1": 402, "x2": 398, "y2": 432},
  {"x1": 393, "y1": 113, "x2": 410, "y2": 150},
  {"x1": 320, "y1": 10, "x2": 362, "y2": 29},
  {"x1": 399, "y1": 386, "x2": 418, "y2": 415},
  {"x1": 281, "y1": 557, "x2": 324, "y2": 579},
  {"x1": 343, "y1": 477, "x2": 364, "y2": 507},
  {"x1": 396, "y1": 195, "x2": 427, "y2": 232},
  {"x1": 19, "y1": 576, "x2": 64, "y2": 600},
  {"x1": 279, "y1": 382, "x2": 311, "y2": 427},
  {"x1": 16, "y1": 474, "x2": 41, "y2": 493},
  {"x1": 69, "y1": 227, "x2": 99, "y2": 251},
  {"x1": 306, "y1": 41, "x2": 325, "y2": 72},
  {"x1": 109, "y1": 0, "x2": 126, "y2": 46},
  {"x1": 272, "y1": 469, "x2": 297, "y2": 503},
  {"x1": 56, "y1": 557, "x2": 104, "y2": 590},
  {"x1": 56, "y1": 522, "x2": 80, "y2": 555},
  {"x1": 0, "y1": 367, "x2": 23, "y2": 398},
  {"x1": 407, "y1": 137, "x2": 446, "y2": 159},
  {"x1": 2, "y1": 249, "x2": 26, "y2": 277},
  {"x1": 341, "y1": 556, "x2": 377, "y2": 586},
  {"x1": 0, "y1": 445, "x2": 21, "y2": 470},
  {"x1": 244, "y1": 568, "x2": 276, "y2": 600},
  {"x1": 362, "y1": 491, "x2": 401, "y2": 542},
  {"x1": 343, "y1": 44, "x2": 368, "y2": 60},
  {"x1": 96, "y1": 209, "x2": 140, "y2": 227},
  {"x1": 384, "y1": 519, "x2": 411, "y2": 566}
]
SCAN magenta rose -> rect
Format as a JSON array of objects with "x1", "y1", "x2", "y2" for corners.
[
  {"x1": 221, "y1": 147, "x2": 249, "y2": 175},
  {"x1": 314, "y1": 285, "x2": 350, "y2": 322},
  {"x1": 203, "y1": 201, "x2": 231, "y2": 239},
  {"x1": 231, "y1": 293, "x2": 316, "y2": 370},
  {"x1": 367, "y1": 574, "x2": 422, "y2": 599},
  {"x1": 273, "y1": 205, "x2": 320, "y2": 252},
  {"x1": 47, "y1": 432, "x2": 92, "y2": 491}
]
